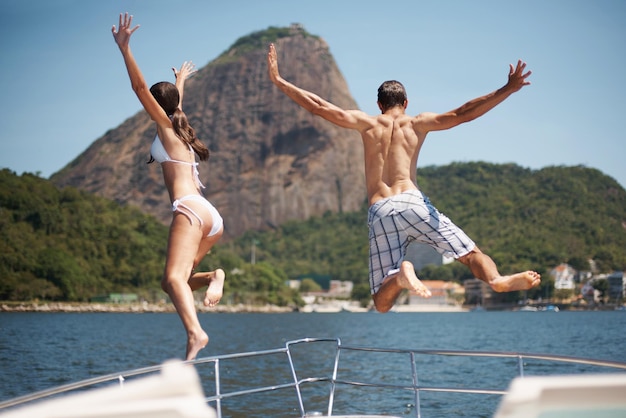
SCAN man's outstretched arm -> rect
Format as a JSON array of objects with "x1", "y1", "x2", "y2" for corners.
[
  {"x1": 416, "y1": 60, "x2": 532, "y2": 133},
  {"x1": 267, "y1": 43, "x2": 366, "y2": 130}
]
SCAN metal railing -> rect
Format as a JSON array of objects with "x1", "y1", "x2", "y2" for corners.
[{"x1": 2, "y1": 337, "x2": 626, "y2": 417}]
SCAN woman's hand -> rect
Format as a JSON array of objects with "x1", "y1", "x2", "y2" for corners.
[
  {"x1": 173, "y1": 61, "x2": 197, "y2": 81},
  {"x1": 111, "y1": 12, "x2": 140, "y2": 50},
  {"x1": 174, "y1": 61, "x2": 197, "y2": 110}
]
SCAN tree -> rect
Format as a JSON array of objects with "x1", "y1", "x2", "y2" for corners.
[
  {"x1": 592, "y1": 279, "x2": 609, "y2": 302},
  {"x1": 351, "y1": 283, "x2": 372, "y2": 308},
  {"x1": 299, "y1": 278, "x2": 322, "y2": 293}
]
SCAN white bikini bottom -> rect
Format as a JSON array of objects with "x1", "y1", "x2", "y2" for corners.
[{"x1": 172, "y1": 194, "x2": 223, "y2": 237}]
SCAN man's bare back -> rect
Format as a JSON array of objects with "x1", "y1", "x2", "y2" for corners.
[
  {"x1": 359, "y1": 111, "x2": 424, "y2": 205},
  {"x1": 267, "y1": 43, "x2": 540, "y2": 312}
]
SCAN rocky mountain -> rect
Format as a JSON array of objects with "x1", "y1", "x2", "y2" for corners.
[{"x1": 51, "y1": 25, "x2": 366, "y2": 240}]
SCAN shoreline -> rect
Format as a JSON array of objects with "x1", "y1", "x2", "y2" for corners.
[
  {"x1": 2, "y1": 301, "x2": 621, "y2": 314},
  {"x1": 0, "y1": 302, "x2": 294, "y2": 314}
]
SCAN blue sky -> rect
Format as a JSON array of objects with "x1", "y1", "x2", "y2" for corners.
[{"x1": 1, "y1": 0, "x2": 625, "y2": 189}]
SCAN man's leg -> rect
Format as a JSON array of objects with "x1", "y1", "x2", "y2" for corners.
[
  {"x1": 458, "y1": 247, "x2": 541, "y2": 292},
  {"x1": 372, "y1": 261, "x2": 432, "y2": 313}
]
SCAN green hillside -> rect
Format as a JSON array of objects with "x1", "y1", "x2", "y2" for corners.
[
  {"x1": 0, "y1": 169, "x2": 168, "y2": 301},
  {"x1": 231, "y1": 162, "x2": 626, "y2": 301},
  {"x1": 0, "y1": 169, "x2": 298, "y2": 306},
  {"x1": 418, "y1": 162, "x2": 626, "y2": 272},
  {"x1": 1, "y1": 162, "x2": 624, "y2": 305}
]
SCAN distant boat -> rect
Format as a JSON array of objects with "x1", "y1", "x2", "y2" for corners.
[
  {"x1": 312, "y1": 305, "x2": 342, "y2": 313},
  {"x1": 392, "y1": 304, "x2": 467, "y2": 312},
  {"x1": 518, "y1": 305, "x2": 538, "y2": 312},
  {"x1": 340, "y1": 304, "x2": 369, "y2": 313}
]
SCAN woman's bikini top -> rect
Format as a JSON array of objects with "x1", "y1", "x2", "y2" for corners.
[{"x1": 151, "y1": 135, "x2": 205, "y2": 189}]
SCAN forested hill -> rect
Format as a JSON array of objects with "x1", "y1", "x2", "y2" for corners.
[
  {"x1": 1, "y1": 170, "x2": 168, "y2": 302},
  {"x1": 0, "y1": 169, "x2": 296, "y2": 305},
  {"x1": 231, "y1": 162, "x2": 626, "y2": 288},
  {"x1": 418, "y1": 162, "x2": 626, "y2": 272},
  {"x1": 1, "y1": 162, "x2": 625, "y2": 303}
]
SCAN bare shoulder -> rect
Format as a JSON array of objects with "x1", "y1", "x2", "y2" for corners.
[
  {"x1": 347, "y1": 109, "x2": 381, "y2": 130},
  {"x1": 351, "y1": 109, "x2": 378, "y2": 122},
  {"x1": 411, "y1": 111, "x2": 438, "y2": 135},
  {"x1": 412, "y1": 111, "x2": 438, "y2": 124}
]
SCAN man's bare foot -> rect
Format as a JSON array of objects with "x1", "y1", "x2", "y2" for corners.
[
  {"x1": 397, "y1": 261, "x2": 432, "y2": 298},
  {"x1": 490, "y1": 271, "x2": 541, "y2": 292},
  {"x1": 186, "y1": 330, "x2": 209, "y2": 361},
  {"x1": 204, "y1": 269, "x2": 225, "y2": 307}
]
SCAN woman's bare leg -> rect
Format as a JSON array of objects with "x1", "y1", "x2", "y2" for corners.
[
  {"x1": 162, "y1": 214, "x2": 208, "y2": 360},
  {"x1": 188, "y1": 269, "x2": 225, "y2": 307},
  {"x1": 187, "y1": 227, "x2": 225, "y2": 307}
]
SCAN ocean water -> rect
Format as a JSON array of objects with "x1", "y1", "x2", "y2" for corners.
[{"x1": 1, "y1": 310, "x2": 625, "y2": 417}]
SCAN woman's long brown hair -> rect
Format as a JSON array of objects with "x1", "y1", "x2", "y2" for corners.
[
  {"x1": 149, "y1": 82, "x2": 210, "y2": 162},
  {"x1": 170, "y1": 108, "x2": 209, "y2": 161}
]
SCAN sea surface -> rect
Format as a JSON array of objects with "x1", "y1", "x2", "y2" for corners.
[{"x1": 1, "y1": 310, "x2": 626, "y2": 417}]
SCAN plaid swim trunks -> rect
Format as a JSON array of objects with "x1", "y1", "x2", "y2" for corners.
[{"x1": 367, "y1": 189, "x2": 475, "y2": 294}]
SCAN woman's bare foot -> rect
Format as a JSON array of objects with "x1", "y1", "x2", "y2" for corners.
[
  {"x1": 397, "y1": 261, "x2": 432, "y2": 298},
  {"x1": 186, "y1": 330, "x2": 209, "y2": 360},
  {"x1": 188, "y1": 270, "x2": 225, "y2": 307},
  {"x1": 204, "y1": 269, "x2": 225, "y2": 307},
  {"x1": 490, "y1": 271, "x2": 541, "y2": 292}
]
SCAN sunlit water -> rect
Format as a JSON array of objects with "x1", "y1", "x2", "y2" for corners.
[{"x1": 1, "y1": 310, "x2": 625, "y2": 417}]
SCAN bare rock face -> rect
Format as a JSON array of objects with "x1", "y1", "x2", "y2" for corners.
[{"x1": 51, "y1": 25, "x2": 366, "y2": 240}]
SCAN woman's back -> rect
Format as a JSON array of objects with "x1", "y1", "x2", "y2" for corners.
[{"x1": 154, "y1": 125, "x2": 204, "y2": 202}]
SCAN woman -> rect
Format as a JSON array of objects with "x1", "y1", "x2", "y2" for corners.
[{"x1": 112, "y1": 12, "x2": 224, "y2": 360}]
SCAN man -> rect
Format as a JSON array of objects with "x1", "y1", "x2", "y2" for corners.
[{"x1": 267, "y1": 44, "x2": 541, "y2": 313}]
